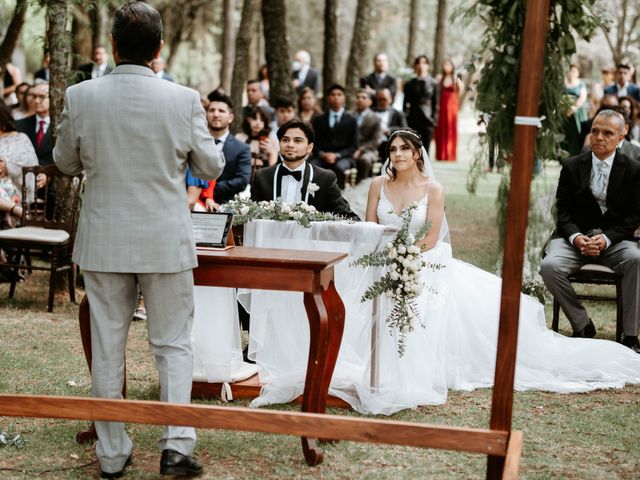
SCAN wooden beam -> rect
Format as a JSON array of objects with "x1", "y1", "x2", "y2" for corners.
[
  {"x1": 501, "y1": 431, "x2": 523, "y2": 480},
  {"x1": 0, "y1": 394, "x2": 508, "y2": 456},
  {"x1": 487, "y1": 0, "x2": 550, "y2": 478}
]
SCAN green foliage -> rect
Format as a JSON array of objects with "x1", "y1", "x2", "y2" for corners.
[{"x1": 457, "y1": 1, "x2": 605, "y2": 162}]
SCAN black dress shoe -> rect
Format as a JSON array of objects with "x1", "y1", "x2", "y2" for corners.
[
  {"x1": 160, "y1": 449, "x2": 203, "y2": 476},
  {"x1": 100, "y1": 455, "x2": 132, "y2": 479},
  {"x1": 571, "y1": 319, "x2": 597, "y2": 338},
  {"x1": 622, "y1": 336, "x2": 640, "y2": 354},
  {"x1": 242, "y1": 346, "x2": 255, "y2": 364}
]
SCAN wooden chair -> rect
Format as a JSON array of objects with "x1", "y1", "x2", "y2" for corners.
[
  {"x1": 551, "y1": 263, "x2": 623, "y2": 343},
  {"x1": 0, "y1": 164, "x2": 84, "y2": 312}
]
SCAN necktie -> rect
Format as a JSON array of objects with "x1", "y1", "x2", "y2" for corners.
[
  {"x1": 281, "y1": 168, "x2": 302, "y2": 181},
  {"x1": 330, "y1": 112, "x2": 340, "y2": 128},
  {"x1": 593, "y1": 161, "x2": 608, "y2": 205},
  {"x1": 36, "y1": 120, "x2": 46, "y2": 148}
]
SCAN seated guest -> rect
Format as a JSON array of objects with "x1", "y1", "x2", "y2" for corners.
[
  {"x1": 151, "y1": 56, "x2": 174, "y2": 82},
  {"x1": 16, "y1": 82, "x2": 52, "y2": 165},
  {"x1": 579, "y1": 94, "x2": 618, "y2": 149},
  {"x1": 297, "y1": 86, "x2": 321, "y2": 124},
  {"x1": 375, "y1": 88, "x2": 407, "y2": 134},
  {"x1": 235, "y1": 106, "x2": 278, "y2": 177},
  {"x1": 11, "y1": 83, "x2": 33, "y2": 120},
  {"x1": 619, "y1": 96, "x2": 639, "y2": 142},
  {"x1": 311, "y1": 84, "x2": 358, "y2": 189},
  {"x1": 360, "y1": 53, "x2": 397, "y2": 107},
  {"x1": 77, "y1": 46, "x2": 112, "y2": 82},
  {"x1": 583, "y1": 106, "x2": 640, "y2": 161},
  {"x1": 604, "y1": 63, "x2": 640, "y2": 102},
  {"x1": 292, "y1": 50, "x2": 321, "y2": 95},
  {"x1": 251, "y1": 119, "x2": 358, "y2": 220},
  {"x1": 540, "y1": 110, "x2": 640, "y2": 353},
  {"x1": 242, "y1": 79, "x2": 272, "y2": 119},
  {"x1": 186, "y1": 166, "x2": 209, "y2": 211},
  {"x1": 202, "y1": 90, "x2": 251, "y2": 208},
  {"x1": 351, "y1": 89, "x2": 383, "y2": 182},
  {"x1": 270, "y1": 96, "x2": 297, "y2": 140}
]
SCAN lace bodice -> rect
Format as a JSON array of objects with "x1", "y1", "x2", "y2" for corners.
[{"x1": 376, "y1": 183, "x2": 429, "y2": 236}]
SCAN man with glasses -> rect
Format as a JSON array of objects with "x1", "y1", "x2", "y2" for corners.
[{"x1": 16, "y1": 82, "x2": 52, "y2": 165}]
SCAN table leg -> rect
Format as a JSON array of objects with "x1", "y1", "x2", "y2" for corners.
[
  {"x1": 300, "y1": 290, "x2": 330, "y2": 466},
  {"x1": 317, "y1": 280, "x2": 345, "y2": 414}
]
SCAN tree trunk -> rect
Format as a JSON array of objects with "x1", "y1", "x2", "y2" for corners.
[
  {"x1": 432, "y1": 0, "x2": 447, "y2": 74},
  {"x1": 262, "y1": 0, "x2": 293, "y2": 102},
  {"x1": 47, "y1": 0, "x2": 70, "y2": 142},
  {"x1": 406, "y1": 0, "x2": 420, "y2": 66},
  {"x1": 0, "y1": 0, "x2": 28, "y2": 74},
  {"x1": 220, "y1": 0, "x2": 236, "y2": 92},
  {"x1": 90, "y1": 1, "x2": 109, "y2": 50},
  {"x1": 230, "y1": 0, "x2": 260, "y2": 133},
  {"x1": 70, "y1": 4, "x2": 92, "y2": 70},
  {"x1": 344, "y1": 0, "x2": 372, "y2": 109},
  {"x1": 323, "y1": 0, "x2": 338, "y2": 93}
]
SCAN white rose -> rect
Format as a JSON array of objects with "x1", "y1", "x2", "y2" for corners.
[
  {"x1": 386, "y1": 242, "x2": 393, "y2": 250},
  {"x1": 397, "y1": 245, "x2": 407, "y2": 255},
  {"x1": 408, "y1": 245, "x2": 420, "y2": 254},
  {"x1": 282, "y1": 204, "x2": 291, "y2": 213},
  {"x1": 239, "y1": 206, "x2": 250, "y2": 215},
  {"x1": 390, "y1": 271, "x2": 399, "y2": 280},
  {"x1": 396, "y1": 288, "x2": 402, "y2": 294},
  {"x1": 388, "y1": 249, "x2": 397, "y2": 260},
  {"x1": 402, "y1": 258, "x2": 411, "y2": 268},
  {"x1": 391, "y1": 262, "x2": 398, "y2": 271}
]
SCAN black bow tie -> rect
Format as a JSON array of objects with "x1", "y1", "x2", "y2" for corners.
[{"x1": 280, "y1": 168, "x2": 302, "y2": 181}]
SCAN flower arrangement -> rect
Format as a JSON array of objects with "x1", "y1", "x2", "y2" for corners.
[
  {"x1": 222, "y1": 196, "x2": 349, "y2": 228},
  {"x1": 351, "y1": 203, "x2": 442, "y2": 356}
]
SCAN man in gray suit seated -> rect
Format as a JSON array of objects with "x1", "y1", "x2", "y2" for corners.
[{"x1": 54, "y1": 2, "x2": 224, "y2": 477}]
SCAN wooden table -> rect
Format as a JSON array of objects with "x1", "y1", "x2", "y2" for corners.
[{"x1": 77, "y1": 246, "x2": 347, "y2": 466}]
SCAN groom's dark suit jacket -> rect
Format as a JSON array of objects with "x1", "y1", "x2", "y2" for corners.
[
  {"x1": 553, "y1": 151, "x2": 640, "y2": 245},
  {"x1": 251, "y1": 162, "x2": 360, "y2": 220}
]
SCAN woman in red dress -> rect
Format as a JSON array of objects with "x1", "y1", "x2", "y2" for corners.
[{"x1": 434, "y1": 59, "x2": 463, "y2": 161}]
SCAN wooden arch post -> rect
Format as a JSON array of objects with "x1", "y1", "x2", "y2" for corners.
[{"x1": 487, "y1": 0, "x2": 551, "y2": 478}]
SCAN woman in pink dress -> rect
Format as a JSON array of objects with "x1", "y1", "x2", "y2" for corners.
[{"x1": 434, "y1": 59, "x2": 463, "y2": 161}]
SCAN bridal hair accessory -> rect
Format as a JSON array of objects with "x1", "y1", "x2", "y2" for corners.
[
  {"x1": 351, "y1": 203, "x2": 443, "y2": 356},
  {"x1": 389, "y1": 129, "x2": 422, "y2": 142},
  {"x1": 223, "y1": 195, "x2": 351, "y2": 228}
]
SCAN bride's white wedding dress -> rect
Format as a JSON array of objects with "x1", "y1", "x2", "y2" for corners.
[{"x1": 248, "y1": 184, "x2": 640, "y2": 415}]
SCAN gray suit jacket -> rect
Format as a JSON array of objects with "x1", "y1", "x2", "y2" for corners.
[
  {"x1": 619, "y1": 140, "x2": 640, "y2": 162},
  {"x1": 54, "y1": 64, "x2": 224, "y2": 273}
]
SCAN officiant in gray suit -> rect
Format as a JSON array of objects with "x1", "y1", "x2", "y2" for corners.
[{"x1": 54, "y1": 2, "x2": 224, "y2": 478}]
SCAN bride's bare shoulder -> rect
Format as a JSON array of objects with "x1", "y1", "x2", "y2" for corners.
[
  {"x1": 427, "y1": 179, "x2": 445, "y2": 200},
  {"x1": 369, "y1": 176, "x2": 385, "y2": 194}
]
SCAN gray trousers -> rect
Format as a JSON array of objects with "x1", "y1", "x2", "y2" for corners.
[
  {"x1": 83, "y1": 270, "x2": 196, "y2": 474},
  {"x1": 540, "y1": 238, "x2": 640, "y2": 336}
]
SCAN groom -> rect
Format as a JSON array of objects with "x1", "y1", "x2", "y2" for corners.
[{"x1": 251, "y1": 119, "x2": 360, "y2": 220}]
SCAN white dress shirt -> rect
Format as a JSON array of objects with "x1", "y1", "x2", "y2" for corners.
[
  {"x1": 280, "y1": 162, "x2": 306, "y2": 203},
  {"x1": 568, "y1": 151, "x2": 614, "y2": 248},
  {"x1": 35, "y1": 115, "x2": 50, "y2": 134}
]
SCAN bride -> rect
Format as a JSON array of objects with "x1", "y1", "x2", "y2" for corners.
[
  {"x1": 334, "y1": 128, "x2": 640, "y2": 414},
  {"x1": 233, "y1": 128, "x2": 640, "y2": 415}
]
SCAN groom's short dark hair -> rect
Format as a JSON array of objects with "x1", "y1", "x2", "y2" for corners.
[
  {"x1": 112, "y1": 2, "x2": 163, "y2": 64},
  {"x1": 276, "y1": 119, "x2": 315, "y2": 144}
]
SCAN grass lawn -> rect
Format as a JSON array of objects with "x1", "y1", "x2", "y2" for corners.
[{"x1": 1, "y1": 133, "x2": 639, "y2": 479}]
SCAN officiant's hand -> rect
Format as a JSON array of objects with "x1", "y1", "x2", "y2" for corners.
[{"x1": 205, "y1": 198, "x2": 220, "y2": 212}]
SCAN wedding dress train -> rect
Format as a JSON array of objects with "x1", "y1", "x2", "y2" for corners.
[{"x1": 246, "y1": 185, "x2": 640, "y2": 415}]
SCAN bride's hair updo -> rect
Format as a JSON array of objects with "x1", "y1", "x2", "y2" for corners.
[{"x1": 385, "y1": 128, "x2": 425, "y2": 179}]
